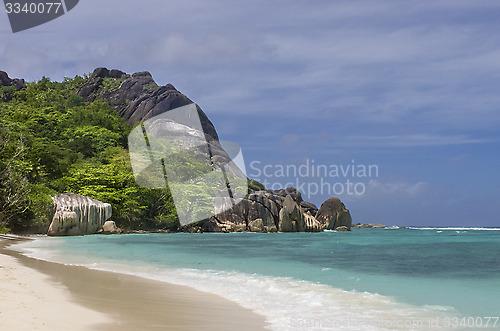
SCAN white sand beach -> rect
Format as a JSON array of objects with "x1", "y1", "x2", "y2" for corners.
[
  {"x1": 0, "y1": 242, "x2": 111, "y2": 330},
  {"x1": 0, "y1": 237, "x2": 268, "y2": 331}
]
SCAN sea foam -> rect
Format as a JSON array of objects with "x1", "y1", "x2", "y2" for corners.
[{"x1": 408, "y1": 227, "x2": 500, "y2": 231}]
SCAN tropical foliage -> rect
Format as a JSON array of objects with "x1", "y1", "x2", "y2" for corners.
[{"x1": 0, "y1": 76, "x2": 179, "y2": 233}]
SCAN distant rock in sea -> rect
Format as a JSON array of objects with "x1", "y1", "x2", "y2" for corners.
[{"x1": 352, "y1": 223, "x2": 386, "y2": 229}]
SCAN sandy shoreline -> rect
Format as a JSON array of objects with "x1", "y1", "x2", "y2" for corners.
[{"x1": 0, "y1": 236, "x2": 268, "y2": 331}]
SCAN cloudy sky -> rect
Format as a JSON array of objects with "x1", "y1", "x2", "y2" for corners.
[{"x1": 2, "y1": 0, "x2": 500, "y2": 226}]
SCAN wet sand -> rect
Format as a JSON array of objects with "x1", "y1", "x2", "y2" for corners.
[{"x1": 0, "y1": 236, "x2": 268, "y2": 331}]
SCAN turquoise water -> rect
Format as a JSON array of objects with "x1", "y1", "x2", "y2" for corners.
[{"x1": 14, "y1": 228, "x2": 500, "y2": 330}]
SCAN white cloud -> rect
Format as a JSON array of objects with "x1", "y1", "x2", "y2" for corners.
[
  {"x1": 2, "y1": 0, "x2": 500, "y2": 133},
  {"x1": 364, "y1": 180, "x2": 429, "y2": 198},
  {"x1": 334, "y1": 134, "x2": 496, "y2": 148}
]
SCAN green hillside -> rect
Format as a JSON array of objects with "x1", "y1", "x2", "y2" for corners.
[{"x1": 0, "y1": 76, "x2": 179, "y2": 233}]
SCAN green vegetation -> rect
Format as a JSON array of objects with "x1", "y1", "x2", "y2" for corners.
[
  {"x1": 101, "y1": 77, "x2": 124, "y2": 91},
  {"x1": 143, "y1": 82, "x2": 159, "y2": 91},
  {"x1": 248, "y1": 179, "x2": 266, "y2": 191},
  {"x1": 0, "y1": 75, "x2": 266, "y2": 234},
  {"x1": 0, "y1": 76, "x2": 179, "y2": 233},
  {"x1": 0, "y1": 85, "x2": 17, "y2": 102}
]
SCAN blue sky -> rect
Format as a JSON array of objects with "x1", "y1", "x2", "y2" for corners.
[{"x1": 1, "y1": 0, "x2": 500, "y2": 226}]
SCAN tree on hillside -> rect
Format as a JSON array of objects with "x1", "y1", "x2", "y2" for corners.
[{"x1": 0, "y1": 128, "x2": 30, "y2": 231}]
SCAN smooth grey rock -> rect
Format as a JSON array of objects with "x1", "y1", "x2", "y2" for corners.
[
  {"x1": 302, "y1": 212, "x2": 322, "y2": 232},
  {"x1": 264, "y1": 224, "x2": 278, "y2": 232},
  {"x1": 202, "y1": 219, "x2": 222, "y2": 232},
  {"x1": 278, "y1": 195, "x2": 301, "y2": 232},
  {"x1": 200, "y1": 187, "x2": 325, "y2": 233},
  {"x1": 268, "y1": 187, "x2": 303, "y2": 204},
  {"x1": 100, "y1": 221, "x2": 122, "y2": 234},
  {"x1": 248, "y1": 218, "x2": 264, "y2": 232},
  {"x1": 48, "y1": 193, "x2": 112, "y2": 236},
  {"x1": 246, "y1": 191, "x2": 281, "y2": 227},
  {"x1": 300, "y1": 201, "x2": 318, "y2": 215},
  {"x1": 90, "y1": 67, "x2": 110, "y2": 78},
  {"x1": 209, "y1": 190, "x2": 282, "y2": 233},
  {"x1": 109, "y1": 69, "x2": 126, "y2": 78},
  {"x1": 315, "y1": 196, "x2": 352, "y2": 230}
]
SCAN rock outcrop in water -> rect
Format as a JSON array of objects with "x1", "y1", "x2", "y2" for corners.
[
  {"x1": 315, "y1": 197, "x2": 353, "y2": 231},
  {"x1": 185, "y1": 187, "x2": 348, "y2": 233},
  {"x1": 352, "y1": 223, "x2": 386, "y2": 229},
  {"x1": 48, "y1": 193, "x2": 112, "y2": 236}
]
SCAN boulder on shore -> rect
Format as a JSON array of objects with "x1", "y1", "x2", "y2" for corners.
[
  {"x1": 248, "y1": 218, "x2": 265, "y2": 232},
  {"x1": 48, "y1": 193, "x2": 112, "y2": 236},
  {"x1": 99, "y1": 221, "x2": 122, "y2": 234}
]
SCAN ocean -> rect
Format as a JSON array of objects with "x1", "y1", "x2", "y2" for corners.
[{"x1": 12, "y1": 228, "x2": 500, "y2": 330}]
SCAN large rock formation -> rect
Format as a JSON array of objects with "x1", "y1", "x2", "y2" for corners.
[
  {"x1": 71, "y1": 69, "x2": 355, "y2": 234},
  {"x1": 198, "y1": 187, "x2": 326, "y2": 233},
  {"x1": 76, "y1": 67, "x2": 219, "y2": 142},
  {"x1": 277, "y1": 194, "x2": 323, "y2": 232},
  {"x1": 208, "y1": 189, "x2": 283, "y2": 232},
  {"x1": 48, "y1": 193, "x2": 112, "y2": 236},
  {"x1": 315, "y1": 196, "x2": 353, "y2": 230},
  {"x1": 79, "y1": 69, "x2": 247, "y2": 225}
]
